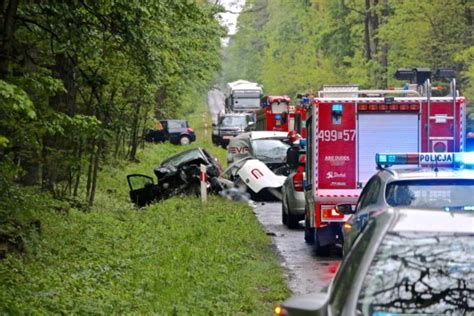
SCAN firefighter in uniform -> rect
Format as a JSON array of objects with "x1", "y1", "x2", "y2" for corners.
[{"x1": 286, "y1": 130, "x2": 302, "y2": 171}]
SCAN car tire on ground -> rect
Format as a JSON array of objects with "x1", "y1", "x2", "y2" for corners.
[
  {"x1": 304, "y1": 215, "x2": 315, "y2": 244},
  {"x1": 287, "y1": 211, "x2": 300, "y2": 229},
  {"x1": 314, "y1": 230, "x2": 331, "y2": 256},
  {"x1": 282, "y1": 199, "x2": 288, "y2": 225},
  {"x1": 180, "y1": 135, "x2": 191, "y2": 145}
]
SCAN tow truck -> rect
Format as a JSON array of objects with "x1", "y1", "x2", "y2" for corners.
[{"x1": 304, "y1": 67, "x2": 467, "y2": 255}]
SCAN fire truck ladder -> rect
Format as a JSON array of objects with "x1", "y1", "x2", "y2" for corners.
[{"x1": 424, "y1": 78, "x2": 458, "y2": 151}]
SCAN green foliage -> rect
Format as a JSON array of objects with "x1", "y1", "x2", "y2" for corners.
[
  {"x1": 0, "y1": 197, "x2": 288, "y2": 314},
  {"x1": 0, "y1": 0, "x2": 224, "y2": 205},
  {"x1": 0, "y1": 80, "x2": 36, "y2": 147}
]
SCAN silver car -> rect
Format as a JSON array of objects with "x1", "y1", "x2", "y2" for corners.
[
  {"x1": 282, "y1": 153, "x2": 306, "y2": 228},
  {"x1": 338, "y1": 153, "x2": 474, "y2": 255},
  {"x1": 278, "y1": 206, "x2": 474, "y2": 315}
]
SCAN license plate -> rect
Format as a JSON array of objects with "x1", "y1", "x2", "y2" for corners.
[{"x1": 223, "y1": 136, "x2": 234, "y2": 139}]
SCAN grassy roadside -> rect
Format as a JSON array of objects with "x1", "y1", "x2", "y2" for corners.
[{"x1": 0, "y1": 103, "x2": 290, "y2": 314}]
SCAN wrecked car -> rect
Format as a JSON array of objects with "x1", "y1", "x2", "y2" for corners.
[
  {"x1": 226, "y1": 131, "x2": 291, "y2": 175},
  {"x1": 219, "y1": 157, "x2": 286, "y2": 201},
  {"x1": 127, "y1": 147, "x2": 222, "y2": 206},
  {"x1": 127, "y1": 148, "x2": 286, "y2": 206}
]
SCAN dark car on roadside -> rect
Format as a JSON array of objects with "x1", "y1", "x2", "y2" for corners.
[
  {"x1": 212, "y1": 113, "x2": 255, "y2": 148},
  {"x1": 277, "y1": 206, "x2": 474, "y2": 315},
  {"x1": 127, "y1": 147, "x2": 222, "y2": 206},
  {"x1": 145, "y1": 119, "x2": 196, "y2": 145}
]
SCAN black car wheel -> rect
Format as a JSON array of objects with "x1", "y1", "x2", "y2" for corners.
[
  {"x1": 287, "y1": 210, "x2": 300, "y2": 229},
  {"x1": 282, "y1": 199, "x2": 288, "y2": 225},
  {"x1": 180, "y1": 135, "x2": 191, "y2": 145}
]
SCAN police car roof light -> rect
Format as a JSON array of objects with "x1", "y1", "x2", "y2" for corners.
[
  {"x1": 375, "y1": 153, "x2": 419, "y2": 166},
  {"x1": 453, "y1": 152, "x2": 474, "y2": 165},
  {"x1": 376, "y1": 152, "x2": 474, "y2": 167}
]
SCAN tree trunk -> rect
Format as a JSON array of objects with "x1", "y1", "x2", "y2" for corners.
[
  {"x1": 129, "y1": 101, "x2": 141, "y2": 162},
  {"x1": 0, "y1": 0, "x2": 19, "y2": 78},
  {"x1": 378, "y1": 0, "x2": 389, "y2": 89},
  {"x1": 73, "y1": 139, "x2": 83, "y2": 197},
  {"x1": 88, "y1": 141, "x2": 102, "y2": 207},
  {"x1": 86, "y1": 139, "x2": 95, "y2": 199},
  {"x1": 364, "y1": 0, "x2": 372, "y2": 61}
]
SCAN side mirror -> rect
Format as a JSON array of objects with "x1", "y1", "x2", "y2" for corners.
[
  {"x1": 247, "y1": 121, "x2": 255, "y2": 127},
  {"x1": 212, "y1": 123, "x2": 217, "y2": 127},
  {"x1": 336, "y1": 203, "x2": 355, "y2": 215},
  {"x1": 281, "y1": 292, "x2": 330, "y2": 316}
]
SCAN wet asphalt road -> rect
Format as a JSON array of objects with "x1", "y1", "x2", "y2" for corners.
[{"x1": 252, "y1": 202, "x2": 341, "y2": 296}]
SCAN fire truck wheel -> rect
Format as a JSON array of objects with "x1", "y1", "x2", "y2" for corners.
[
  {"x1": 304, "y1": 216, "x2": 315, "y2": 244},
  {"x1": 314, "y1": 231, "x2": 330, "y2": 256}
]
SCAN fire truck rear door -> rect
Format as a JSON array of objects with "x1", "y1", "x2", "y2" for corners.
[{"x1": 358, "y1": 113, "x2": 419, "y2": 184}]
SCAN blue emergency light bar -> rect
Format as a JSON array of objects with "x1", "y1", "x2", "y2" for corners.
[{"x1": 375, "y1": 152, "x2": 474, "y2": 167}]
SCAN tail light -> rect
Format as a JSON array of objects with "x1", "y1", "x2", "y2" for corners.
[
  {"x1": 187, "y1": 128, "x2": 194, "y2": 133},
  {"x1": 321, "y1": 205, "x2": 344, "y2": 221},
  {"x1": 293, "y1": 166, "x2": 304, "y2": 191}
]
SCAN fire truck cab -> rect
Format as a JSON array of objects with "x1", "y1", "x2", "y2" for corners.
[
  {"x1": 304, "y1": 68, "x2": 467, "y2": 255},
  {"x1": 256, "y1": 95, "x2": 291, "y2": 132},
  {"x1": 293, "y1": 96, "x2": 310, "y2": 138}
]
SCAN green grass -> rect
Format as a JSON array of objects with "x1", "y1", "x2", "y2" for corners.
[{"x1": 0, "y1": 103, "x2": 290, "y2": 314}]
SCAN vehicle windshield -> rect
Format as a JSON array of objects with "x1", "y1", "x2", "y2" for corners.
[
  {"x1": 251, "y1": 139, "x2": 290, "y2": 162},
  {"x1": 233, "y1": 97, "x2": 260, "y2": 108},
  {"x1": 385, "y1": 179, "x2": 474, "y2": 209},
  {"x1": 220, "y1": 116, "x2": 247, "y2": 127},
  {"x1": 161, "y1": 149, "x2": 204, "y2": 168},
  {"x1": 357, "y1": 231, "x2": 474, "y2": 315}
]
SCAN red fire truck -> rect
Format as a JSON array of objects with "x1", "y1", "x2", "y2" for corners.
[
  {"x1": 304, "y1": 68, "x2": 467, "y2": 255},
  {"x1": 256, "y1": 95, "x2": 291, "y2": 132},
  {"x1": 293, "y1": 103, "x2": 308, "y2": 139},
  {"x1": 256, "y1": 95, "x2": 308, "y2": 137}
]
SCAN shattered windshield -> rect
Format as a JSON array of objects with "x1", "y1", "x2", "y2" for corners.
[
  {"x1": 385, "y1": 179, "x2": 474, "y2": 209},
  {"x1": 357, "y1": 232, "x2": 474, "y2": 315},
  {"x1": 251, "y1": 139, "x2": 289, "y2": 162},
  {"x1": 161, "y1": 149, "x2": 205, "y2": 168}
]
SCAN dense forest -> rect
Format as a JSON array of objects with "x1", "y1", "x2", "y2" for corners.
[
  {"x1": 223, "y1": 0, "x2": 474, "y2": 101},
  {"x1": 0, "y1": 1, "x2": 224, "y2": 207}
]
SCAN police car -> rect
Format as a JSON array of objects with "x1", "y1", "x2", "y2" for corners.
[
  {"x1": 336, "y1": 152, "x2": 474, "y2": 255},
  {"x1": 275, "y1": 153, "x2": 474, "y2": 315},
  {"x1": 276, "y1": 206, "x2": 474, "y2": 315}
]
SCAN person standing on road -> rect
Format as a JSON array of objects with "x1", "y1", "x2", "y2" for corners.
[{"x1": 286, "y1": 130, "x2": 302, "y2": 171}]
